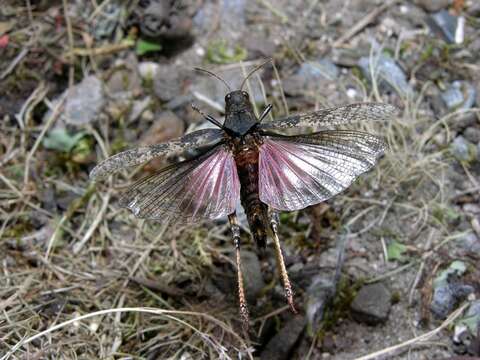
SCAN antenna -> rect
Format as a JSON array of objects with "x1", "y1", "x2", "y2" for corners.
[
  {"x1": 194, "y1": 68, "x2": 232, "y2": 92},
  {"x1": 240, "y1": 58, "x2": 272, "y2": 91}
]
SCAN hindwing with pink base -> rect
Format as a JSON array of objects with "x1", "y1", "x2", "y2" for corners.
[{"x1": 259, "y1": 131, "x2": 387, "y2": 211}]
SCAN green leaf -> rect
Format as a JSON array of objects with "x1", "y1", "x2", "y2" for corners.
[
  {"x1": 43, "y1": 129, "x2": 86, "y2": 153},
  {"x1": 458, "y1": 314, "x2": 480, "y2": 334},
  {"x1": 206, "y1": 40, "x2": 247, "y2": 64},
  {"x1": 71, "y1": 137, "x2": 93, "y2": 164},
  {"x1": 136, "y1": 39, "x2": 162, "y2": 56},
  {"x1": 386, "y1": 240, "x2": 407, "y2": 262},
  {"x1": 433, "y1": 260, "x2": 467, "y2": 288}
]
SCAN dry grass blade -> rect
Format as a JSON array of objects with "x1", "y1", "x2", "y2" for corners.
[{"x1": 1, "y1": 307, "x2": 253, "y2": 360}]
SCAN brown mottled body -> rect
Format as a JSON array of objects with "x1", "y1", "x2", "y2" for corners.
[{"x1": 231, "y1": 134, "x2": 269, "y2": 248}]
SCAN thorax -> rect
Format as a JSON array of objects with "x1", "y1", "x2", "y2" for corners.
[{"x1": 229, "y1": 133, "x2": 263, "y2": 167}]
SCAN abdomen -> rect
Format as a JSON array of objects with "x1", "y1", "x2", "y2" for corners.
[{"x1": 234, "y1": 139, "x2": 269, "y2": 248}]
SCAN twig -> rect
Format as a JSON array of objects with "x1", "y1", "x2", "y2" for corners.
[
  {"x1": 88, "y1": 0, "x2": 113, "y2": 21},
  {"x1": 62, "y1": 0, "x2": 75, "y2": 88},
  {"x1": 63, "y1": 41, "x2": 134, "y2": 58},
  {"x1": 25, "y1": 0, "x2": 33, "y2": 24},
  {"x1": 366, "y1": 261, "x2": 417, "y2": 284},
  {"x1": 354, "y1": 302, "x2": 469, "y2": 360},
  {"x1": 15, "y1": 83, "x2": 48, "y2": 154},
  {"x1": 380, "y1": 236, "x2": 388, "y2": 264},
  {"x1": 14, "y1": 84, "x2": 46, "y2": 130},
  {"x1": 408, "y1": 229, "x2": 436, "y2": 306},
  {"x1": 44, "y1": 213, "x2": 68, "y2": 261},
  {"x1": 23, "y1": 96, "x2": 66, "y2": 186},
  {"x1": 257, "y1": 0, "x2": 288, "y2": 23},
  {"x1": 0, "y1": 48, "x2": 29, "y2": 80},
  {"x1": 72, "y1": 191, "x2": 111, "y2": 254},
  {"x1": 333, "y1": 0, "x2": 399, "y2": 47},
  {"x1": 109, "y1": 294, "x2": 125, "y2": 355},
  {"x1": 461, "y1": 162, "x2": 480, "y2": 190}
]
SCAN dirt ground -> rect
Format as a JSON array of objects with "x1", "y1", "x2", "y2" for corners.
[{"x1": 1, "y1": 0, "x2": 480, "y2": 359}]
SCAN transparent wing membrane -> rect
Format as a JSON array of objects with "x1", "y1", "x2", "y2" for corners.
[
  {"x1": 259, "y1": 131, "x2": 387, "y2": 211},
  {"x1": 119, "y1": 145, "x2": 240, "y2": 223}
]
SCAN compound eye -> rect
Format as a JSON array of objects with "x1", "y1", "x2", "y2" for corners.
[
  {"x1": 242, "y1": 91, "x2": 248, "y2": 97},
  {"x1": 225, "y1": 94, "x2": 231, "y2": 100}
]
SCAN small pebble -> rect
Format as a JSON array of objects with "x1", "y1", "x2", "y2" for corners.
[
  {"x1": 346, "y1": 88, "x2": 357, "y2": 99},
  {"x1": 399, "y1": 5, "x2": 409, "y2": 14},
  {"x1": 351, "y1": 283, "x2": 392, "y2": 325},
  {"x1": 195, "y1": 45, "x2": 205, "y2": 57}
]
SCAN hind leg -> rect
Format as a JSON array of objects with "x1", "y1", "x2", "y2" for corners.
[
  {"x1": 228, "y1": 213, "x2": 250, "y2": 327},
  {"x1": 269, "y1": 210, "x2": 297, "y2": 313}
]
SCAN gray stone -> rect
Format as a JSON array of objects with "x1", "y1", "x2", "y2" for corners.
[
  {"x1": 261, "y1": 316, "x2": 306, "y2": 360},
  {"x1": 91, "y1": 2, "x2": 122, "y2": 39},
  {"x1": 130, "y1": 0, "x2": 196, "y2": 41},
  {"x1": 153, "y1": 64, "x2": 185, "y2": 102},
  {"x1": 44, "y1": 76, "x2": 105, "y2": 126},
  {"x1": 450, "y1": 136, "x2": 477, "y2": 163},
  {"x1": 194, "y1": 0, "x2": 245, "y2": 37},
  {"x1": 243, "y1": 36, "x2": 276, "y2": 58},
  {"x1": 427, "y1": 10, "x2": 460, "y2": 44},
  {"x1": 332, "y1": 48, "x2": 363, "y2": 67},
  {"x1": 350, "y1": 283, "x2": 391, "y2": 325},
  {"x1": 431, "y1": 281, "x2": 474, "y2": 319},
  {"x1": 128, "y1": 97, "x2": 151, "y2": 123},
  {"x1": 140, "y1": 111, "x2": 184, "y2": 146},
  {"x1": 106, "y1": 57, "x2": 142, "y2": 97},
  {"x1": 239, "y1": 250, "x2": 265, "y2": 302},
  {"x1": 463, "y1": 203, "x2": 480, "y2": 215},
  {"x1": 441, "y1": 81, "x2": 477, "y2": 111},
  {"x1": 463, "y1": 127, "x2": 480, "y2": 144},
  {"x1": 431, "y1": 261, "x2": 474, "y2": 319},
  {"x1": 299, "y1": 59, "x2": 339, "y2": 81},
  {"x1": 467, "y1": 3, "x2": 480, "y2": 17},
  {"x1": 414, "y1": 0, "x2": 450, "y2": 12},
  {"x1": 63, "y1": 76, "x2": 105, "y2": 125},
  {"x1": 213, "y1": 250, "x2": 265, "y2": 303},
  {"x1": 358, "y1": 55, "x2": 413, "y2": 97},
  {"x1": 283, "y1": 59, "x2": 339, "y2": 96},
  {"x1": 459, "y1": 232, "x2": 480, "y2": 253}
]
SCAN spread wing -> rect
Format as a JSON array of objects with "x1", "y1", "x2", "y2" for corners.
[
  {"x1": 258, "y1": 131, "x2": 387, "y2": 211},
  {"x1": 118, "y1": 144, "x2": 240, "y2": 223},
  {"x1": 89, "y1": 129, "x2": 225, "y2": 180},
  {"x1": 259, "y1": 103, "x2": 397, "y2": 131}
]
